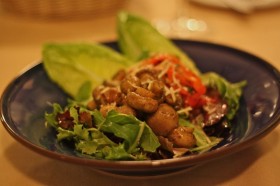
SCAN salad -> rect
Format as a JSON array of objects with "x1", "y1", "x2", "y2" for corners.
[{"x1": 44, "y1": 12, "x2": 246, "y2": 160}]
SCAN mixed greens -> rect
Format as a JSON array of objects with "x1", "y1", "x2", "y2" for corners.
[
  {"x1": 44, "y1": 12, "x2": 246, "y2": 160},
  {"x1": 45, "y1": 102, "x2": 160, "y2": 160}
]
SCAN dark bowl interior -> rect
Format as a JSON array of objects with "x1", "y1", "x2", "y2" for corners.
[{"x1": 1, "y1": 40, "x2": 280, "y2": 177}]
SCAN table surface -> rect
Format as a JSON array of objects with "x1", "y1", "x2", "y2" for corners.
[{"x1": 1, "y1": 1, "x2": 280, "y2": 185}]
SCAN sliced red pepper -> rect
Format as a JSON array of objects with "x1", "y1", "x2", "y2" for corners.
[
  {"x1": 143, "y1": 54, "x2": 180, "y2": 66},
  {"x1": 142, "y1": 54, "x2": 207, "y2": 108},
  {"x1": 167, "y1": 66, "x2": 174, "y2": 83},
  {"x1": 176, "y1": 65, "x2": 206, "y2": 95}
]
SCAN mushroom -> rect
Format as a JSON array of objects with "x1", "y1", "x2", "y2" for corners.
[
  {"x1": 168, "y1": 126, "x2": 196, "y2": 148},
  {"x1": 146, "y1": 104, "x2": 178, "y2": 136},
  {"x1": 126, "y1": 92, "x2": 158, "y2": 113}
]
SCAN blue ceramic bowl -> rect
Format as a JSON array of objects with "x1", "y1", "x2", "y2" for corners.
[{"x1": 1, "y1": 40, "x2": 280, "y2": 177}]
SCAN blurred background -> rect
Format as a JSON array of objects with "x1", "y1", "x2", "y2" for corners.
[
  {"x1": 1, "y1": 0, "x2": 280, "y2": 60},
  {"x1": 1, "y1": 0, "x2": 279, "y2": 88},
  {"x1": 0, "y1": 0, "x2": 280, "y2": 185}
]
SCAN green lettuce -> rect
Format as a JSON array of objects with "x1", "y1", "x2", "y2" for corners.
[
  {"x1": 45, "y1": 104, "x2": 160, "y2": 160},
  {"x1": 201, "y1": 72, "x2": 247, "y2": 120},
  {"x1": 117, "y1": 12, "x2": 200, "y2": 75},
  {"x1": 43, "y1": 43, "x2": 133, "y2": 102},
  {"x1": 45, "y1": 103, "x2": 63, "y2": 128},
  {"x1": 179, "y1": 119, "x2": 222, "y2": 153}
]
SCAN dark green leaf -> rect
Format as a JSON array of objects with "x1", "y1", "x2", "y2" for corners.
[
  {"x1": 45, "y1": 103, "x2": 63, "y2": 128},
  {"x1": 140, "y1": 125, "x2": 161, "y2": 152},
  {"x1": 56, "y1": 127, "x2": 75, "y2": 141},
  {"x1": 101, "y1": 144, "x2": 132, "y2": 160}
]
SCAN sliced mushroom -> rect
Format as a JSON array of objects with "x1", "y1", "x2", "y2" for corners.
[
  {"x1": 120, "y1": 75, "x2": 140, "y2": 94},
  {"x1": 112, "y1": 69, "x2": 126, "y2": 81},
  {"x1": 116, "y1": 105, "x2": 136, "y2": 116},
  {"x1": 149, "y1": 80, "x2": 165, "y2": 99},
  {"x1": 146, "y1": 104, "x2": 178, "y2": 136},
  {"x1": 100, "y1": 87, "x2": 122, "y2": 105},
  {"x1": 100, "y1": 104, "x2": 116, "y2": 117},
  {"x1": 135, "y1": 86, "x2": 155, "y2": 98},
  {"x1": 126, "y1": 92, "x2": 158, "y2": 113},
  {"x1": 168, "y1": 126, "x2": 196, "y2": 148}
]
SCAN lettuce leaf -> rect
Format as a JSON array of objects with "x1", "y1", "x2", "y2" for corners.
[
  {"x1": 201, "y1": 72, "x2": 247, "y2": 120},
  {"x1": 43, "y1": 43, "x2": 133, "y2": 102},
  {"x1": 179, "y1": 118, "x2": 222, "y2": 153},
  {"x1": 100, "y1": 110, "x2": 160, "y2": 153},
  {"x1": 117, "y1": 12, "x2": 200, "y2": 75},
  {"x1": 45, "y1": 103, "x2": 63, "y2": 128},
  {"x1": 45, "y1": 104, "x2": 160, "y2": 160}
]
